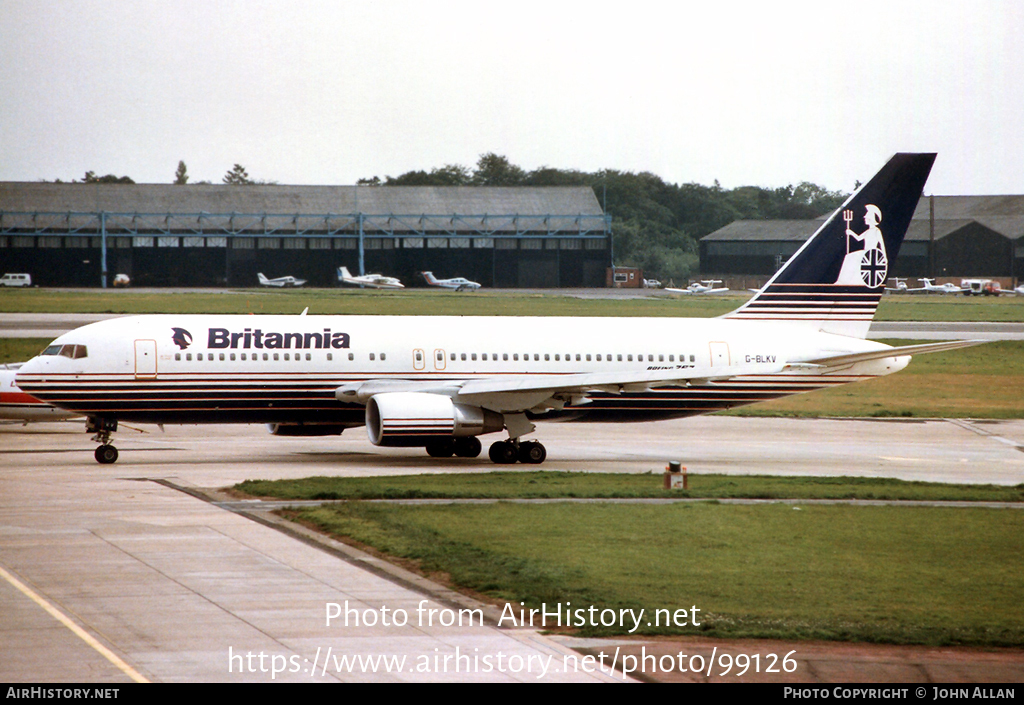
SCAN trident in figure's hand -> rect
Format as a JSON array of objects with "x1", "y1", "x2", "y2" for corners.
[{"x1": 843, "y1": 209, "x2": 854, "y2": 253}]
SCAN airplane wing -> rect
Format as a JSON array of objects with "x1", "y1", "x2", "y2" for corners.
[
  {"x1": 336, "y1": 340, "x2": 987, "y2": 413},
  {"x1": 336, "y1": 363, "x2": 785, "y2": 413}
]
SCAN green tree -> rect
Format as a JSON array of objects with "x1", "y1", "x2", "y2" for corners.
[
  {"x1": 174, "y1": 161, "x2": 189, "y2": 185},
  {"x1": 222, "y1": 164, "x2": 253, "y2": 185},
  {"x1": 471, "y1": 153, "x2": 526, "y2": 186},
  {"x1": 79, "y1": 171, "x2": 134, "y2": 184}
]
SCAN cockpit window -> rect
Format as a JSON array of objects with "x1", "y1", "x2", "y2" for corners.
[
  {"x1": 57, "y1": 344, "x2": 88, "y2": 359},
  {"x1": 42, "y1": 345, "x2": 62, "y2": 356}
]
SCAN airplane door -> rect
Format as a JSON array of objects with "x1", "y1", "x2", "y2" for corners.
[
  {"x1": 134, "y1": 339, "x2": 157, "y2": 379},
  {"x1": 413, "y1": 348, "x2": 426, "y2": 371},
  {"x1": 433, "y1": 349, "x2": 446, "y2": 371},
  {"x1": 709, "y1": 341, "x2": 731, "y2": 367}
]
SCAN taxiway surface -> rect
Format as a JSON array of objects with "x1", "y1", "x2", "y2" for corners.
[{"x1": 1, "y1": 417, "x2": 1022, "y2": 682}]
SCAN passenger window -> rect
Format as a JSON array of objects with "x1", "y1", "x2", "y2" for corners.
[
  {"x1": 450, "y1": 353, "x2": 456, "y2": 361},
  {"x1": 273, "y1": 353, "x2": 279, "y2": 361},
  {"x1": 369, "y1": 353, "x2": 375, "y2": 361},
  {"x1": 554, "y1": 354, "x2": 560, "y2": 361},
  {"x1": 690, "y1": 355, "x2": 695, "y2": 362},
  {"x1": 327, "y1": 353, "x2": 333, "y2": 361},
  {"x1": 381, "y1": 353, "x2": 386, "y2": 361},
  {"x1": 175, "y1": 353, "x2": 181, "y2": 361},
  {"x1": 263, "y1": 353, "x2": 269, "y2": 361},
  {"x1": 627, "y1": 354, "x2": 633, "y2": 362},
  {"x1": 471, "y1": 353, "x2": 477, "y2": 361},
  {"x1": 306, "y1": 353, "x2": 311, "y2": 361},
  {"x1": 220, "y1": 353, "x2": 226, "y2": 361},
  {"x1": 461, "y1": 353, "x2": 467, "y2": 361},
  {"x1": 544, "y1": 354, "x2": 550, "y2": 361},
  {"x1": 586, "y1": 354, "x2": 591, "y2": 361},
  {"x1": 669, "y1": 355, "x2": 674, "y2": 361},
  {"x1": 348, "y1": 353, "x2": 354, "y2": 361},
  {"x1": 513, "y1": 354, "x2": 519, "y2": 361},
  {"x1": 617, "y1": 354, "x2": 622, "y2": 362},
  {"x1": 503, "y1": 353, "x2": 508, "y2": 361},
  {"x1": 230, "y1": 353, "x2": 236, "y2": 361}
]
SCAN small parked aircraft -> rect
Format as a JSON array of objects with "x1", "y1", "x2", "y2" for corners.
[
  {"x1": 665, "y1": 280, "x2": 730, "y2": 295},
  {"x1": 885, "y1": 278, "x2": 909, "y2": 293},
  {"x1": 911, "y1": 278, "x2": 963, "y2": 294},
  {"x1": 258, "y1": 273, "x2": 306, "y2": 288},
  {"x1": 337, "y1": 267, "x2": 404, "y2": 289},
  {"x1": 422, "y1": 271, "x2": 481, "y2": 291}
]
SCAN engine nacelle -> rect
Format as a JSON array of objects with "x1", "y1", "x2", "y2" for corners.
[
  {"x1": 366, "y1": 392, "x2": 503, "y2": 447},
  {"x1": 266, "y1": 423, "x2": 346, "y2": 436}
]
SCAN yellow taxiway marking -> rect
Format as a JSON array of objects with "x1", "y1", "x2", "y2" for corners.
[{"x1": 0, "y1": 563, "x2": 149, "y2": 683}]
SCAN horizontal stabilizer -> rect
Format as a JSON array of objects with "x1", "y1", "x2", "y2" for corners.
[{"x1": 797, "y1": 340, "x2": 987, "y2": 367}]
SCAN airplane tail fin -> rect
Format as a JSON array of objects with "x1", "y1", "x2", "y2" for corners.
[
  {"x1": 422, "y1": 271, "x2": 437, "y2": 284},
  {"x1": 723, "y1": 153, "x2": 935, "y2": 338},
  {"x1": 338, "y1": 267, "x2": 351, "y2": 280},
  {"x1": 257, "y1": 273, "x2": 268, "y2": 284}
]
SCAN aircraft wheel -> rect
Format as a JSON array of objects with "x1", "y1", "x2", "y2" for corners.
[
  {"x1": 453, "y1": 436, "x2": 482, "y2": 458},
  {"x1": 95, "y1": 445, "x2": 119, "y2": 464},
  {"x1": 518, "y1": 441, "x2": 547, "y2": 464},
  {"x1": 488, "y1": 441, "x2": 518, "y2": 464},
  {"x1": 426, "y1": 439, "x2": 455, "y2": 458}
]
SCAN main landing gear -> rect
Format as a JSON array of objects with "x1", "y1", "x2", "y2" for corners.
[
  {"x1": 87, "y1": 417, "x2": 119, "y2": 464},
  {"x1": 425, "y1": 436, "x2": 483, "y2": 458},
  {"x1": 488, "y1": 439, "x2": 546, "y2": 465}
]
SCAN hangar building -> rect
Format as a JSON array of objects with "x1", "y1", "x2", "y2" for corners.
[
  {"x1": 0, "y1": 182, "x2": 611, "y2": 288},
  {"x1": 700, "y1": 195, "x2": 1024, "y2": 282}
]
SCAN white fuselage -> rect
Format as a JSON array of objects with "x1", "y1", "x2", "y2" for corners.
[{"x1": 15, "y1": 314, "x2": 903, "y2": 428}]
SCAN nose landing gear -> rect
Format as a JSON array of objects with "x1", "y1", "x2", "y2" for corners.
[{"x1": 87, "y1": 417, "x2": 119, "y2": 464}]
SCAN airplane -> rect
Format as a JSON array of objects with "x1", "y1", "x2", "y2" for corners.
[
  {"x1": 16, "y1": 153, "x2": 985, "y2": 466},
  {"x1": 1011, "y1": 285, "x2": 1024, "y2": 296},
  {"x1": 337, "y1": 266, "x2": 404, "y2": 289},
  {"x1": 422, "y1": 271, "x2": 481, "y2": 291},
  {"x1": 910, "y1": 278, "x2": 963, "y2": 295},
  {"x1": 258, "y1": 273, "x2": 307, "y2": 288},
  {"x1": 0, "y1": 364, "x2": 80, "y2": 422},
  {"x1": 884, "y1": 278, "x2": 908, "y2": 293},
  {"x1": 664, "y1": 280, "x2": 730, "y2": 295}
]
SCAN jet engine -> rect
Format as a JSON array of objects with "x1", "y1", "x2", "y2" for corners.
[{"x1": 365, "y1": 392, "x2": 503, "y2": 447}]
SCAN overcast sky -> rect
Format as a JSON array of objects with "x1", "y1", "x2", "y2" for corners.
[{"x1": 1, "y1": 1, "x2": 1021, "y2": 195}]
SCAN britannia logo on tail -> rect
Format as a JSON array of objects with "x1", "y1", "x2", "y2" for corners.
[
  {"x1": 171, "y1": 327, "x2": 193, "y2": 350},
  {"x1": 836, "y1": 204, "x2": 888, "y2": 288}
]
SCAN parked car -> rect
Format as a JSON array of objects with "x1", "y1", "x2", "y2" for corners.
[{"x1": 0, "y1": 273, "x2": 32, "y2": 287}]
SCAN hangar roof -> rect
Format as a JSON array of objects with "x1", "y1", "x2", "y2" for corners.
[
  {"x1": 0, "y1": 182, "x2": 607, "y2": 234},
  {"x1": 703, "y1": 194, "x2": 1024, "y2": 244},
  {"x1": 0, "y1": 182, "x2": 603, "y2": 216}
]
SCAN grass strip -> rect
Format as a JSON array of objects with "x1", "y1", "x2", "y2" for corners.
[
  {"x1": 2, "y1": 288, "x2": 1024, "y2": 320},
  {"x1": 235, "y1": 471, "x2": 1024, "y2": 503},
  {"x1": 288, "y1": 501, "x2": 1024, "y2": 645}
]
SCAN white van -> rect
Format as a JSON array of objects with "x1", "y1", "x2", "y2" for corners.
[{"x1": 0, "y1": 273, "x2": 32, "y2": 287}]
